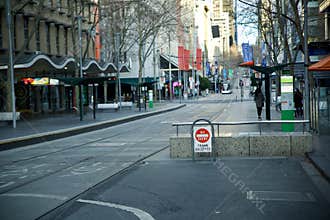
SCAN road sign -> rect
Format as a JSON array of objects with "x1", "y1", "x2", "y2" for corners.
[{"x1": 193, "y1": 126, "x2": 212, "y2": 152}]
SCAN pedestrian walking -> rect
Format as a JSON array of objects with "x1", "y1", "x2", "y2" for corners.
[
  {"x1": 254, "y1": 86, "x2": 265, "y2": 120},
  {"x1": 294, "y1": 88, "x2": 303, "y2": 118}
]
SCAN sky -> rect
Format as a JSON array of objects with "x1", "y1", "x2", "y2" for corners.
[{"x1": 236, "y1": 0, "x2": 258, "y2": 46}]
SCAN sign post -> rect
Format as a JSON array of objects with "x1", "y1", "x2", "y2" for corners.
[
  {"x1": 281, "y1": 71, "x2": 295, "y2": 131},
  {"x1": 191, "y1": 119, "x2": 215, "y2": 161}
]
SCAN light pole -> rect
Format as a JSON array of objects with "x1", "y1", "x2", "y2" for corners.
[
  {"x1": 303, "y1": 0, "x2": 310, "y2": 122},
  {"x1": 115, "y1": 33, "x2": 122, "y2": 109},
  {"x1": 168, "y1": 32, "x2": 172, "y2": 101},
  {"x1": 77, "y1": 16, "x2": 84, "y2": 121},
  {"x1": 6, "y1": 0, "x2": 16, "y2": 128}
]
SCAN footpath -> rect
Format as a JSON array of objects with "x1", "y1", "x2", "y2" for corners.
[
  {"x1": 0, "y1": 101, "x2": 185, "y2": 150},
  {"x1": 0, "y1": 92, "x2": 329, "y2": 183}
]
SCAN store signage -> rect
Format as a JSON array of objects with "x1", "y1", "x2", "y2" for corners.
[
  {"x1": 22, "y1": 77, "x2": 60, "y2": 86},
  {"x1": 281, "y1": 75, "x2": 294, "y2": 110}
]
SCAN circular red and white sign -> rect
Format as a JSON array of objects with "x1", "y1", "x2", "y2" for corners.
[{"x1": 194, "y1": 128, "x2": 211, "y2": 143}]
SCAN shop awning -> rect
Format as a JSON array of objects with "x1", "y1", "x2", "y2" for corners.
[
  {"x1": 239, "y1": 62, "x2": 292, "y2": 74},
  {"x1": 239, "y1": 61, "x2": 254, "y2": 67},
  {"x1": 56, "y1": 77, "x2": 115, "y2": 86},
  {"x1": 160, "y1": 54, "x2": 179, "y2": 70},
  {"x1": 120, "y1": 77, "x2": 157, "y2": 86},
  {"x1": 308, "y1": 55, "x2": 330, "y2": 71}
]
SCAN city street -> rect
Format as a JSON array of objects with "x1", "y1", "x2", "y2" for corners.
[
  {"x1": 1, "y1": 0, "x2": 329, "y2": 219},
  {"x1": 0, "y1": 85, "x2": 329, "y2": 220}
]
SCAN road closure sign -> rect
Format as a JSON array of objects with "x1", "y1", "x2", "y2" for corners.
[{"x1": 193, "y1": 126, "x2": 212, "y2": 153}]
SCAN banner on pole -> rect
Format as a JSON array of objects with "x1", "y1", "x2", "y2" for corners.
[{"x1": 178, "y1": 46, "x2": 184, "y2": 70}]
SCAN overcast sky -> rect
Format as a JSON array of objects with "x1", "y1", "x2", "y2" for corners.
[{"x1": 236, "y1": 0, "x2": 258, "y2": 46}]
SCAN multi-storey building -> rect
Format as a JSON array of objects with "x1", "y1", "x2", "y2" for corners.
[
  {"x1": 0, "y1": 0, "x2": 128, "y2": 115},
  {"x1": 211, "y1": 0, "x2": 236, "y2": 64}
]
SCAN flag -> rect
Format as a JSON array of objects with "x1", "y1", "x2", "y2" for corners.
[
  {"x1": 184, "y1": 49, "x2": 190, "y2": 71},
  {"x1": 196, "y1": 48, "x2": 202, "y2": 70},
  {"x1": 178, "y1": 46, "x2": 184, "y2": 70}
]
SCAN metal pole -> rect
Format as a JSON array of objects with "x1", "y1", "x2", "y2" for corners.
[
  {"x1": 265, "y1": 72, "x2": 271, "y2": 120},
  {"x1": 93, "y1": 84, "x2": 96, "y2": 119},
  {"x1": 193, "y1": 25, "x2": 197, "y2": 98},
  {"x1": 168, "y1": 33, "x2": 172, "y2": 101},
  {"x1": 303, "y1": 0, "x2": 310, "y2": 122},
  {"x1": 179, "y1": 70, "x2": 182, "y2": 103},
  {"x1": 6, "y1": 0, "x2": 16, "y2": 128},
  {"x1": 153, "y1": 40, "x2": 157, "y2": 101},
  {"x1": 78, "y1": 16, "x2": 83, "y2": 121},
  {"x1": 115, "y1": 33, "x2": 122, "y2": 109}
]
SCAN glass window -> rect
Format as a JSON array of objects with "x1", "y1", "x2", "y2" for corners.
[
  {"x1": 46, "y1": 23, "x2": 51, "y2": 53},
  {"x1": 56, "y1": 0, "x2": 62, "y2": 9},
  {"x1": 24, "y1": 17, "x2": 29, "y2": 50},
  {"x1": 56, "y1": 26, "x2": 60, "y2": 55},
  {"x1": 64, "y1": 28, "x2": 68, "y2": 55},
  {"x1": 36, "y1": 21, "x2": 40, "y2": 51}
]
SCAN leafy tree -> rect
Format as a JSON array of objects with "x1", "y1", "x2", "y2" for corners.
[{"x1": 199, "y1": 77, "x2": 211, "y2": 91}]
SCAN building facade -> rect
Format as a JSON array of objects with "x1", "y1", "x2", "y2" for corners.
[{"x1": 0, "y1": 0, "x2": 127, "y2": 115}]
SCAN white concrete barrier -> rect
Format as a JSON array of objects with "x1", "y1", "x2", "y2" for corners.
[
  {"x1": 0, "y1": 112, "x2": 20, "y2": 121},
  {"x1": 120, "y1": 102, "x2": 133, "y2": 108},
  {"x1": 170, "y1": 132, "x2": 312, "y2": 158},
  {"x1": 97, "y1": 103, "x2": 119, "y2": 110}
]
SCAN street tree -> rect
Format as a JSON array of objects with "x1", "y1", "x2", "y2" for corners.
[
  {"x1": 99, "y1": 0, "x2": 181, "y2": 101},
  {"x1": 237, "y1": 0, "x2": 312, "y2": 66}
]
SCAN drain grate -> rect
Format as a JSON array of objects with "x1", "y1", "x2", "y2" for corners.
[{"x1": 247, "y1": 191, "x2": 316, "y2": 202}]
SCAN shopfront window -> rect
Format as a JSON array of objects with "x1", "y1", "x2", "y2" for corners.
[
  {"x1": 319, "y1": 86, "x2": 330, "y2": 134},
  {"x1": 24, "y1": 17, "x2": 29, "y2": 50}
]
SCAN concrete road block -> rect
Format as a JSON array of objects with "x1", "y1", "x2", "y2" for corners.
[
  {"x1": 170, "y1": 136, "x2": 192, "y2": 158},
  {"x1": 214, "y1": 136, "x2": 249, "y2": 156},
  {"x1": 291, "y1": 133, "x2": 312, "y2": 156},
  {"x1": 250, "y1": 134, "x2": 291, "y2": 156},
  {"x1": 170, "y1": 132, "x2": 312, "y2": 158}
]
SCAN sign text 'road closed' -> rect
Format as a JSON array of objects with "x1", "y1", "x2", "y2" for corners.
[{"x1": 193, "y1": 126, "x2": 212, "y2": 153}]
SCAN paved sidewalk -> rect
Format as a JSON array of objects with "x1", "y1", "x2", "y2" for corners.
[
  {"x1": 307, "y1": 135, "x2": 330, "y2": 182},
  {"x1": 0, "y1": 101, "x2": 185, "y2": 150}
]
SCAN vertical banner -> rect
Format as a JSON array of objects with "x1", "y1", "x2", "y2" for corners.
[
  {"x1": 178, "y1": 46, "x2": 184, "y2": 70},
  {"x1": 261, "y1": 42, "x2": 267, "y2": 67},
  {"x1": 184, "y1": 49, "x2": 190, "y2": 71},
  {"x1": 196, "y1": 48, "x2": 202, "y2": 70},
  {"x1": 242, "y1": 43, "x2": 250, "y2": 62},
  {"x1": 206, "y1": 61, "x2": 211, "y2": 76},
  {"x1": 223, "y1": 68, "x2": 227, "y2": 80},
  {"x1": 248, "y1": 45, "x2": 254, "y2": 62},
  {"x1": 281, "y1": 72, "x2": 294, "y2": 132},
  {"x1": 241, "y1": 43, "x2": 254, "y2": 66}
]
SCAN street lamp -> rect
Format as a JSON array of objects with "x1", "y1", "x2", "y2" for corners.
[
  {"x1": 115, "y1": 33, "x2": 122, "y2": 109},
  {"x1": 77, "y1": 16, "x2": 84, "y2": 121},
  {"x1": 6, "y1": 0, "x2": 16, "y2": 128}
]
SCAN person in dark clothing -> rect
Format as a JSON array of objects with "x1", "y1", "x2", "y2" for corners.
[
  {"x1": 254, "y1": 86, "x2": 265, "y2": 120},
  {"x1": 294, "y1": 88, "x2": 303, "y2": 118}
]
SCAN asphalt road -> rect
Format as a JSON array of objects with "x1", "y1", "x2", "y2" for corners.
[
  {"x1": 0, "y1": 83, "x2": 328, "y2": 220},
  {"x1": 45, "y1": 157, "x2": 330, "y2": 220},
  {"x1": 0, "y1": 90, "x2": 240, "y2": 220}
]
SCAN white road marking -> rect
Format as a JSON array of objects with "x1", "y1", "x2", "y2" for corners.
[
  {"x1": 77, "y1": 199, "x2": 155, "y2": 220},
  {"x1": 32, "y1": 164, "x2": 47, "y2": 169},
  {"x1": 92, "y1": 162, "x2": 102, "y2": 167},
  {"x1": 0, "y1": 193, "x2": 68, "y2": 201},
  {"x1": 247, "y1": 190, "x2": 316, "y2": 202},
  {"x1": 88, "y1": 143, "x2": 126, "y2": 147},
  {"x1": 0, "y1": 181, "x2": 15, "y2": 188}
]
